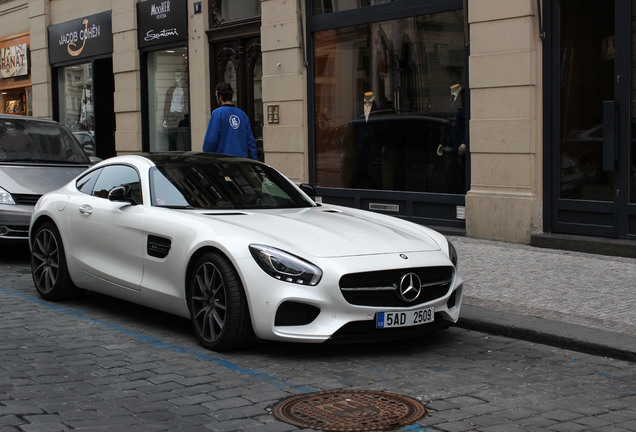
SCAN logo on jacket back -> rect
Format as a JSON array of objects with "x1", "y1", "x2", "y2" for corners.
[{"x1": 229, "y1": 115, "x2": 240, "y2": 129}]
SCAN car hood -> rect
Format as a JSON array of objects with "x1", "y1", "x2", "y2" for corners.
[
  {"x1": 0, "y1": 165, "x2": 88, "y2": 195},
  {"x1": 202, "y1": 206, "x2": 443, "y2": 258}
]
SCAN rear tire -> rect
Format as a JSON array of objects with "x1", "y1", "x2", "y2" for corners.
[
  {"x1": 31, "y1": 222, "x2": 83, "y2": 300},
  {"x1": 188, "y1": 251, "x2": 255, "y2": 351}
]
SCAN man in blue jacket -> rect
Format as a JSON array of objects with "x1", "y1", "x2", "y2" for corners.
[{"x1": 203, "y1": 83, "x2": 258, "y2": 159}]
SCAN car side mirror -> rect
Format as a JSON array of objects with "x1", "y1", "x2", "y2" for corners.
[
  {"x1": 299, "y1": 183, "x2": 316, "y2": 200},
  {"x1": 108, "y1": 186, "x2": 138, "y2": 205},
  {"x1": 82, "y1": 143, "x2": 94, "y2": 154}
]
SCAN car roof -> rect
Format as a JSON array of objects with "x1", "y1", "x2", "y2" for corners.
[
  {"x1": 0, "y1": 114, "x2": 62, "y2": 125},
  {"x1": 111, "y1": 152, "x2": 257, "y2": 165},
  {"x1": 92, "y1": 152, "x2": 259, "y2": 170}
]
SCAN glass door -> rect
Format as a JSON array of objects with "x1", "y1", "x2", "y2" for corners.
[
  {"x1": 211, "y1": 37, "x2": 263, "y2": 159},
  {"x1": 551, "y1": 0, "x2": 634, "y2": 238}
]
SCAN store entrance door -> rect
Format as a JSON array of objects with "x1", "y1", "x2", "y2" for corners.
[
  {"x1": 550, "y1": 0, "x2": 636, "y2": 238},
  {"x1": 210, "y1": 37, "x2": 263, "y2": 159},
  {"x1": 92, "y1": 57, "x2": 115, "y2": 159}
]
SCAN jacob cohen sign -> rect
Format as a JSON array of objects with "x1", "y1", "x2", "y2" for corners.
[{"x1": 48, "y1": 11, "x2": 113, "y2": 64}]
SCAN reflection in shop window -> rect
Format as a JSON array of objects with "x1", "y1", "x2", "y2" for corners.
[
  {"x1": 148, "y1": 47, "x2": 190, "y2": 152},
  {"x1": 314, "y1": 11, "x2": 467, "y2": 194},
  {"x1": 58, "y1": 63, "x2": 94, "y2": 133}
]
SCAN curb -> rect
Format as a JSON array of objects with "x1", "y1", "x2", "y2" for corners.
[{"x1": 456, "y1": 304, "x2": 636, "y2": 363}]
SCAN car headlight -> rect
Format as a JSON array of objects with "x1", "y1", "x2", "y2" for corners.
[
  {"x1": 249, "y1": 244, "x2": 322, "y2": 286},
  {"x1": 0, "y1": 187, "x2": 16, "y2": 205},
  {"x1": 448, "y1": 240, "x2": 458, "y2": 269}
]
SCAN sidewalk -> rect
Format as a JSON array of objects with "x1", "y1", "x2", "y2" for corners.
[{"x1": 447, "y1": 235, "x2": 636, "y2": 362}]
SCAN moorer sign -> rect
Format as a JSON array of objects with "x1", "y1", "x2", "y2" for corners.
[
  {"x1": 137, "y1": 0, "x2": 187, "y2": 48},
  {"x1": 48, "y1": 11, "x2": 113, "y2": 64},
  {"x1": 1, "y1": 43, "x2": 28, "y2": 78}
]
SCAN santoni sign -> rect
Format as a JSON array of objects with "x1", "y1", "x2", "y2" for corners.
[
  {"x1": 137, "y1": 0, "x2": 187, "y2": 49},
  {"x1": 48, "y1": 11, "x2": 113, "y2": 64}
]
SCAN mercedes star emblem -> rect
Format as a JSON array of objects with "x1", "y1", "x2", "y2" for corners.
[{"x1": 398, "y1": 272, "x2": 422, "y2": 302}]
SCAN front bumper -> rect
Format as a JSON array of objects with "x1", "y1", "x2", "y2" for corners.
[
  {"x1": 236, "y1": 251, "x2": 463, "y2": 344},
  {"x1": 0, "y1": 205, "x2": 32, "y2": 242}
]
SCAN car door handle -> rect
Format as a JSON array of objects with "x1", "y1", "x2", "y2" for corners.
[{"x1": 79, "y1": 204, "x2": 93, "y2": 216}]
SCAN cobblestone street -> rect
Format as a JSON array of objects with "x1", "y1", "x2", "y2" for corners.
[{"x1": 1, "y1": 250, "x2": 634, "y2": 432}]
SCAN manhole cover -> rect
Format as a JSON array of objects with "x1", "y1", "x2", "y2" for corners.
[{"x1": 272, "y1": 389, "x2": 426, "y2": 431}]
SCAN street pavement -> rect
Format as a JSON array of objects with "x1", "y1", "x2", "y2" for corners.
[
  {"x1": 0, "y1": 239, "x2": 635, "y2": 431},
  {"x1": 447, "y1": 235, "x2": 636, "y2": 362}
]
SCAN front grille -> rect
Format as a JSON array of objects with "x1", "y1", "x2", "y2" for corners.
[
  {"x1": 0, "y1": 225, "x2": 29, "y2": 238},
  {"x1": 339, "y1": 266, "x2": 453, "y2": 307},
  {"x1": 12, "y1": 194, "x2": 41, "y2": 205}
]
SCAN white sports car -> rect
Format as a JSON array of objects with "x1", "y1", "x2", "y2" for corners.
[{"x1": 30, "y1": 152, "x2": 463, "y2": 351}]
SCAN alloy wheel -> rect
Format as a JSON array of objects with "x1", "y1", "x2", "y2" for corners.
[
  {"x1": 32, "y1": 228, "x2": 60, "y2": 294},
  {"x1": 191, "y1": 262, "x2": 227, "y2": 343}
]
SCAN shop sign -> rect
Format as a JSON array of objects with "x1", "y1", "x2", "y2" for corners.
[
  {"x1": 1, "y1": 43, "x2": 28, "y2": 78},
  {"x1": 137, "y1": 0, "x2": 187, "y2": 48},
  {"x1": 48, "y1": 11, "x2": 113, "y2": 64}
]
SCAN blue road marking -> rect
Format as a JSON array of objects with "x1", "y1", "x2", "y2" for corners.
[{"x1": 1, "y1": 284, "x2": 442, "y2": 431}]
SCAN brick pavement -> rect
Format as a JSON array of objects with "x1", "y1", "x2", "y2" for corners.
[
  {"x1": 448, "y1": 235, "x2": 636, "y2": 335},
  {"x1": 1, "y1": 243, "x2": 635, "y2": 431}
]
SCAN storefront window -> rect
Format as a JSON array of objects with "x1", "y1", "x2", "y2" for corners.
[
  {"x1": 147, "y1": 47, "x2": 190, "y2": 152},
  {"x1": 314, "y1": 11, "x2": 466, "y2": 194},
  {"x1": 221, "y1": 0, "x2": 260, "y2": 21},
  {"x1": 57, "y1": 63, "x2": 94, "y2": 133},
  {"x1": 1, "y1": 89, "x2": 29, "y2": 116},
  {"x1": 313, "y1": 0, "x2": 403, "y2": 15}
]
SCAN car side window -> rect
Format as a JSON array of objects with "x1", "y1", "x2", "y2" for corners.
[
  {"x1": 76, "y1": 168, "x2": 102, "y2": 195},
  {"x1": 91, "y1": 165, "x2": 142, "y2": 203}
]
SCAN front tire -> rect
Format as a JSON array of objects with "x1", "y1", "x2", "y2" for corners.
[
  {"x1": 188, "y1": 252, "x2": 255, "y2": 351},
  {"x1": 31, "y1": 222, "x2": 82, "y2": 300}
]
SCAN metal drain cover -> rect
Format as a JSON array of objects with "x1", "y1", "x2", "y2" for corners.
[{"x1": 272, "y1": 389, "x2": 426, "y2": 431}]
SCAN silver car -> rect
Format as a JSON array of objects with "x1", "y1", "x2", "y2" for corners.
[{"x1": 0, "y1": 114, "x2": 92, "y2": 243}]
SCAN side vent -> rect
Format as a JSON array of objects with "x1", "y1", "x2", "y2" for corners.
[{"x1": 147, "y1": 235, "x2": 172, "y2": 258}]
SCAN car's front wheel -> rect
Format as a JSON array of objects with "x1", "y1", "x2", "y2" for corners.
[
  {"x1": 31, "y1": 222, "x2": 83, "y2": 300},
  {"x1": 188, "y1": 252, "x2": 255, "y2": 351}
]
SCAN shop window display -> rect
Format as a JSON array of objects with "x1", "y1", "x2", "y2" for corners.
[
  {"x1": 1, "y1": 91, "x2": 27, "y2": 115},
  {"x1": 314, "y1": 11, "x2": 467, "y2": 194},
  {"x1": 148, "y1": 47, "x2": 190, "y2": 152}
]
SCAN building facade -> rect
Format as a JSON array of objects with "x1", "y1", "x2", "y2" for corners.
[{"x1": 1, "y1": 0, "x2": 634, "y2": 249}]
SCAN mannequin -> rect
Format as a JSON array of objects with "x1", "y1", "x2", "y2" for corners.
[
  {"x1": 450, "y1": 83, "x2": 462, "y2": 104},
  {"x1": 363, "y1": 91, "x2": 374, "y2": 123},
  {"x1": 163, "y1": 71, "x2": 187, "y2": 150}
]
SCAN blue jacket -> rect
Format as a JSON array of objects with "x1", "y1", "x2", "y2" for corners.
[{"x1": 203, "y1": 105, "x2": 257, "y2": 159}]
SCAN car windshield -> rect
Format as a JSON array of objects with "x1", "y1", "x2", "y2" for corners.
[
  {"x1": 150, "y1": 158, "x2": 314, "y2": 210},
  {"x1": 0, "y1": 118, "x2": 90, "y2": 164}
]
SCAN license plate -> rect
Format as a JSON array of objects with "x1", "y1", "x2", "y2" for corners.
[{"x1": 376, "y1": 307, "x2": 434, "y2": 329}]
